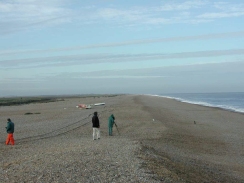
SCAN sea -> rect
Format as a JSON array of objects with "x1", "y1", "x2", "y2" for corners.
[{"x1": 155, "y1": 92, "x2": 244, "y2": 114}]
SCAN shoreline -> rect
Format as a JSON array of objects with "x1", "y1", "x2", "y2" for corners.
[
  {"x1": 144, "y1": 93, "x2": 244, "y2": 114},
  {"x1": 136, "y1": 94, "x2": 244, "y2": 182}
]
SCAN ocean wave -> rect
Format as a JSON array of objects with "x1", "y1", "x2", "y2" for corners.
[{"x1": 145, "y1": 94, "x2": 244, "y2": 114}]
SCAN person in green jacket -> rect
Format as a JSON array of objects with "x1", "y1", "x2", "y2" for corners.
[
  {"x1": 5, "y1": 118, "x2": 15, "y2": 145},
  {"x1": 108, "y1": 114, "x2": 115, "y2": 136}
]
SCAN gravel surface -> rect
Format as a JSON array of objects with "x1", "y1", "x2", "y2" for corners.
[
  {"x1": 1, "y1": 95, "x2": 244, "y2": 182},
  {"x1": 1, "y1": 95, "x2": 160, "y2": 183},
  {"x1": 1, "y1": 136, "x2": 159, "y2": 183}
]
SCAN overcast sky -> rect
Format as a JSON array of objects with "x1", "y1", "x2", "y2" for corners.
[{"x1": 1, "y1": 0, "x2": 244, "y2": 96}]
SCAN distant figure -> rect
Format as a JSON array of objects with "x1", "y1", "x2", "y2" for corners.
[
  {"x1": 5, "y1": 118, "x2": 15, "y2": 145},
  {"x1": 108, "y1": 114, "x2": 115, "y2": 136},
  {"x1": 194, "y1": 121, "x2": 196, "y2": 124},
  {"x1": 92, "y1": 112, "x2": 100, "y2": 140}
]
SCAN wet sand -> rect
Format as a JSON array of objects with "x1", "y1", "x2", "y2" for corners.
[{"x1": 0, "y1": 95, "x2": 244, "y2": 182}]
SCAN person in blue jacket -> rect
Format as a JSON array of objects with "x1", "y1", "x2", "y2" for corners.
[{"x1": 108, "y1": 114, "x2": 115, "y2": 136}]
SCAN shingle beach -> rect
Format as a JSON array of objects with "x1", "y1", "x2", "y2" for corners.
[{"x1": 1, "y1": 95, "x2": 244, "y2": 182}]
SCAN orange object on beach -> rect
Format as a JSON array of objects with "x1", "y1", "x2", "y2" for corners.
[{"x1": 6, "y1": 133, "x2": 15, "y2": 145}]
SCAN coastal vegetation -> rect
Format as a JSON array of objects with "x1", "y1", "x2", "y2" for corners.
[
  {"x1": 0, "y1": 94, "x2": 120, "y2": 106},
  {"x1": 0, "y1": 97, "x2": 58, "y2": 106}
]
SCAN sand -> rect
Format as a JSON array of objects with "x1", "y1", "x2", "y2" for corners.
[{"x1": 0, "y1": 95, "x2": 244, "y2": 182}]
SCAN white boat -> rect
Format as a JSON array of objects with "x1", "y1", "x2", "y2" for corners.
[{"x1": 94, "y1": 103, "x2": 105, "y2": 106}]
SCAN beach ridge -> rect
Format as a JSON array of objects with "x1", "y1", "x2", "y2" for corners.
[{"x1": 1, "y1": 95, "x2": 244, "y2": 182}]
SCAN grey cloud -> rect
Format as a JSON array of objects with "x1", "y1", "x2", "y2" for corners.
[
  {"x1": 78, "y1": 76, "x2": 166, "y2": 79},
  {"x1": 40, "y1": 61, "x2": 244, "y2": 94},
  {"x1": 52, "y1": 61, "x2": 244, "y2": 78},
  {"x1": 2, "y1": 0, "x2": 244, "y2": 37},
  {"x1": 0, "y1": 76, "x2": 45, "y2": 85},
  {"x1": 197, "y1": 1, "x2": 244, "y2": 19},
  {"x1": 88, "y1": 1, "x2": 244, "y2": 26},
  {"x1": 0, "y1": 0, "x2": 74, "y2": 34},
  {"x1": 158, "y1": 1, "x2": 207, "y2": 11},
  {"x1": 1, "y1": 61, "x2": 244, "y2": 96},
  {"x1": 1, "y1": 49, "x2": 244, "y2": 69},
  {"x1": 1, "y1": 30, "x2": 244, "y2": 55},
  {"x1": 213, "y1": 1, "x2": 244, "y2": 11},
  {"x1": 0, "y1": 16, "x2": 71, "y2": 35},
  {"x1": 198, "y1": 12, "x2": 244, "y2": 19}
]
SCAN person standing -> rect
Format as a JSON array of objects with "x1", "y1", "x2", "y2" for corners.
[
  {"x1": 92, "y1": 112, "x2": 100, "y2": 140},
  {"x1": 108, "y1": 114, "x2": 115, "y2": 136},
  {"x1": 5, "y1": 118, "x2": 15, "y2": 145}
]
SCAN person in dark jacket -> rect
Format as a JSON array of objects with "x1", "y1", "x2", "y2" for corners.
[
  {"x1": 5, "y1": 118, "x2": 15, "y2": 145},
  {"x1": 92, "y1": 112, "x2": 100, "y2": 140},
  {"x1": 108, "y1": 114, "x2": 115, "y2": 136}
]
